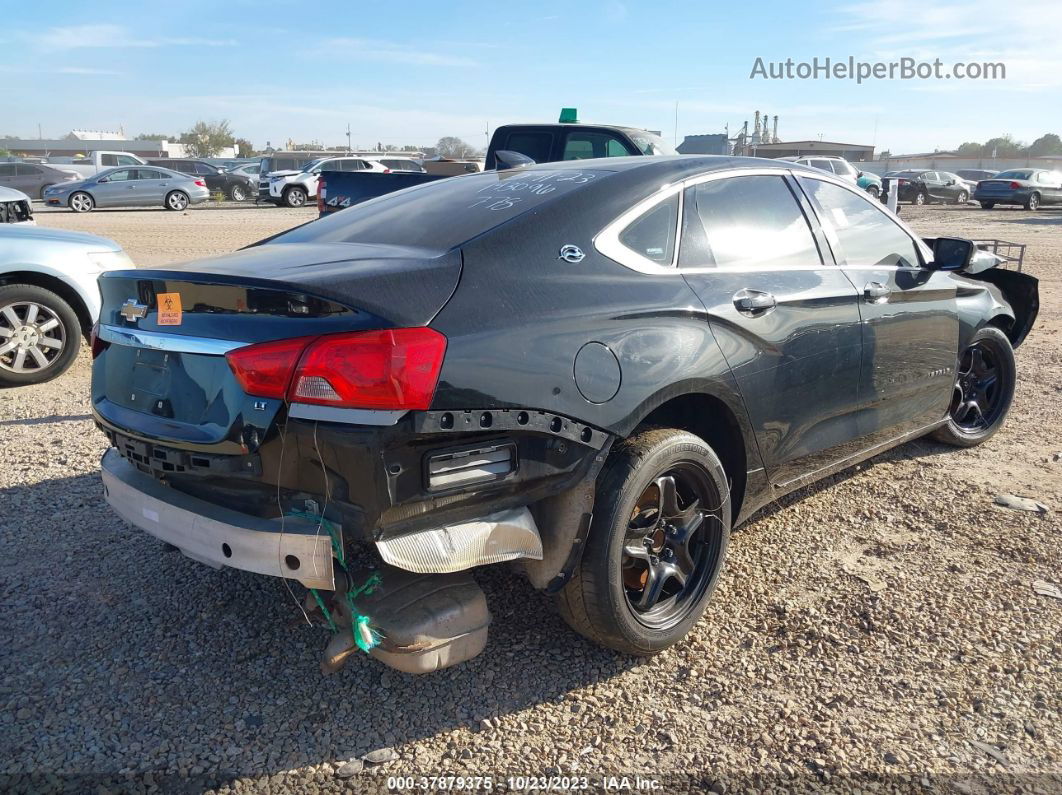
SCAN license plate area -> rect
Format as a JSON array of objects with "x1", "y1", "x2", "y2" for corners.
[{"x1": 130, "y1": 348, "x2": 173, "y2": 416}]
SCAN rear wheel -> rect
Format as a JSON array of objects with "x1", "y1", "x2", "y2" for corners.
[
  {"x1": 955, "y1": 191, "x2": 968, "y2": 204},
  {"x1": 555, "y1": 427, "x2": 730, "y2": 655},
  {"x1": 931, "y1": 326, "x2": 1015, "y2": 448},
  {"x1": 914, "y1": 190, "x2": 927, "y2": 205},
  {"x1": 866, "y1": 185, "x2": 880, "y2": 199},
  {"x1": 284, "y1": 187, "x2": 307, "y2": 208},
  {"x1": 165, "y1": 190, "x2": 189, "y2": 211},
  {"x1": 69, "y1": 192, "x2": 94, "y2": 213},
  {"x1": 0, "y1": 284, "x2": 81, "y2": 387},
  {"x1": 1025, "y1": 192, "x2": 1040, "y2": 211},
  {"x1": 979, "y1": 201, "x2": 995, "y2": 210}
]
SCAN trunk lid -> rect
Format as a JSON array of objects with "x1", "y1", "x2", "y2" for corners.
[{"x1": 92, "y1": 242, "x2": 461, "y2": 450}]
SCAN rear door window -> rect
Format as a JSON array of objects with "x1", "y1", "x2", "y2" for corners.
[
  {"x1": 799, "y1": 177, "x2": 920, "y2": 268},
  {"x1": 502, "y1": 132, "x2": 554, "y2": 163},
  {"x1": 680, "y1": 175, "x2": 821, "y2": 269},
  {"x1": 808, "y1": 159, "x2": 835, "y2": 173},
  {"x1": 14, "y1": 164, "x2": 41, "y2": 176},
  {"x1": 0, "y1": 164, "x2": 16, "y2": 176}
]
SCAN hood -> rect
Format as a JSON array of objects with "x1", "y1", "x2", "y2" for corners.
[
  {"x1": 0, "y1": 224, "x2": 121, "y2": 249},
  {"x1": 0, "y1": 186, "x2": 32, "y2": 202},
  {"x1": 267, "y1": 170, "x2": 302, "y2": 179}
]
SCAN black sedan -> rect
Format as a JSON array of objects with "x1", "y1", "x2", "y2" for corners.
[
  {"x1": 90, "y1": 156, "x2": 1038, "y2": 672},
  {"x1": 886, "y1": 170, "x2": 971, "y2": 205},
  {"x1": 147, "y1": 158, "x2": 256, "y2": 201},
  {"x1": 973, "y1": 169, "x2": 1062, "y2": 210}
]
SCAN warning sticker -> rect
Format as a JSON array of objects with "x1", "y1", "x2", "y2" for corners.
[{"x1": 157, "y1": 292, "x2": 182, "y2": 326}]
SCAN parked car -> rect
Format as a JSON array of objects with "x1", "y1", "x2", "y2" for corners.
[
  {"x1": 40, "y1": 151, "x2": 149, "y2": 179},
  {"x1": 885, "y1": 170, "x2": 971, "y2": 205},
  {"x1": 1, "y1": 225, "x2": 133, "y2": 385},
  {"x1": 43, "y1": 166, "x2": 210, "y2": 213},
  {"x1": 226, "y1": 162, "x2": 261, "y2": 180},
  {"x1": 369, "y1": 157, "x2": 426, "y2": 173},
  {"x1": 260, "y1": 156, "x2": 387, "y2": 207},
  {"x1": 149, "y1": 158, "x2": 256, "y2": 201},
  {"x1": 90, "y1": 155, "x2": 1037, "y2": 673},
  {"x1": 0, "y1": 186, "x2": 34, "y2": 225},
  {"x1": 782, "y1": 156, "x2": 883, "y2": 198},
  {"x1": 956, "y1": 169, "x2": 998, "y2": 183},
  {"x1": 0, "y1": 162, "x2": 82, "y2": 200},
  {"x1": 973, "y1": 169, "x2": 1062, "y2": 210}
]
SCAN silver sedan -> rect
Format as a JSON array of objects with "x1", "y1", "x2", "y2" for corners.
[{"x1": 43, "y1": 166, "x2": 211, "y2": 213}]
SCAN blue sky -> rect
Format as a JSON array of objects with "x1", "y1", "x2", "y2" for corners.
[{"x1": 1, "y1": 0, "x2": 1059, "y2": 154}]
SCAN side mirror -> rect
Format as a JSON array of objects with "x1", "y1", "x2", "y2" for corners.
[
  {"x1": 930, "y1": 237, "x2": 975, "y2": 270},
  {"x1": 857, "y1": 171, "x2": 864, "y2": 178},
  {"x1": 312, "y1": 169, "x2": 321, "y2": 175},
  {"x1": 97, "y1": 177, "x2": 109, "y2": 183},
  {"x1": 946, "y1": 179, "x2": 955, "y2": 186}
]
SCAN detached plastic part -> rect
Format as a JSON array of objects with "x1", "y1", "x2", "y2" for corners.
[
  {"x1": 321, "y1": 565, "x2": 491, "y2": 674},
  {"x1": 375, "y1": 507, "x2": 542, "y2": 574}
]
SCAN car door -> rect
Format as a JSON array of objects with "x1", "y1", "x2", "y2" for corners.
[
  {"x1": 0, "y1": 164, "x2": 16, "y2": 190},
  {"x1": 135, "y1": 168, "x2": 168, "y2": 204},
  {"x1": 797, "y1": 176, "x2": 958, "y2": 443},
  {"x1": 13, "y1": 164, "x2": 43, "y2": 195},
  {"x1": 939, "y1": 172, "x2": 962, "y2": 201},
  {"x1": 93, "y1": 168, "x2": 137, "y2": 206},
  {"x1": 194, "y1": 162, "x2": 224, "y2": 191},
  {"x1": 677, "y1": 171, "x2": 866, "y2": 487}
]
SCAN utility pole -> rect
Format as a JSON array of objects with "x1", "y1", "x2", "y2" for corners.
[{"x1": 346, "y1": 123, "x2": 351, "y2": 153}]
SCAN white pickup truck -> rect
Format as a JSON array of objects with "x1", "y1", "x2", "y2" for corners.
[{"x1": 43, "y1": 151, "x2": 149, "y2": 179}]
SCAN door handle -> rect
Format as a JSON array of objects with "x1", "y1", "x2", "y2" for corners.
[
  {"x1": 733, "y1": 288, "x2": 777, "y2": 316},
  {"x1": 864, "y1": 282, "x2": 890, "y2": 303}
]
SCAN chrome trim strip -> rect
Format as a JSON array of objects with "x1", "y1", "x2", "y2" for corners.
[
  {"x1": 98, "y1": 325, "x2": 247, "y2": 355},
  {"x1": 287, "y1": 403, "x2": 408, "y2": 426}
]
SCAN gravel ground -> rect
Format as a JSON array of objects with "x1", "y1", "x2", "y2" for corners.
[{"x1": 1, "y1": 203, "x2": 1059, "y2": 793}]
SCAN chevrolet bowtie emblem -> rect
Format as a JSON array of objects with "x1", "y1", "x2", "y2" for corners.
[{"x1": 120, "y1": 298, "x2": 148, "y2": 322}]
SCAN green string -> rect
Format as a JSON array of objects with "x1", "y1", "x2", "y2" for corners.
[{"x1": 290, "y1": 509, "x2": 380, "y2": 653}]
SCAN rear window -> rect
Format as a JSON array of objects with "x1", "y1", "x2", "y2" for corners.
[
  {"x1": 995, "y1": 170, "x2": 1033, "y2": 180},
  {"x1": 275, "y1": 168, "x2": 608, "y2": 250}
]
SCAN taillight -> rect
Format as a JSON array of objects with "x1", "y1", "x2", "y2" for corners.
[
  {"x1": 225, "y1": 328, "x2": 447, "y2": 410},
  {"x1": 1010, "y1": 181, "x2": 1021, "y2": 189},
  {"x1": 317, "y1": 176, "x2": 326, "y2": 212},
  {"x1": 898, "y1": 179, "x2": 908, "y2": 185},
  {"x1": 90, "y1": 322, "x2": 108, "y2": 359},
  {"x1": 382, "y1": 168, "x2": 392, "y2": 173},
  {"x1": 225, "y1": 336, "x2": 316, "y2": 399},
  {"x1": 194, "y1": 179, "x2": 206, "y2": 187}
]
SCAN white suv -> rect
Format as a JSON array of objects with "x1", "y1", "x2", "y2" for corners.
[{"x1": 263, "y1": 157, "x2": 386, "y2": 207}]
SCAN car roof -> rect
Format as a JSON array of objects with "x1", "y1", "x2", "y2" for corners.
[{"x1": 508, "y1": 154, "x2": 824, "y2": 181}]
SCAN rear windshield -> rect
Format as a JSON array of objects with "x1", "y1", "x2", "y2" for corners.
[
  {"x1": 274, "y1": 167, "x2": 609, "y2": 250},
  {"x1": 995, "y1": 170, "x2": 1033, "y2": 180}
]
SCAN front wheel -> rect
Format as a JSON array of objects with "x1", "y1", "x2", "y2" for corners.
[
  {"x1": 979, "y1": 201, "x2": 995, "y2": 210},
  {"x1": 0, "y1": 284, "x2": 81, "y2": 387},
  {"x1": 955, "y1": 191, "x2": 968, "y2": 204},
  {"x1": 555, "y1": 427, "x2": 731, "y2": 655},
  {"x1": 165, "y1": 191, "x2": 189, "y2": 211},
  {"x1": 284, "y1": 187, "x2": 307, "y2": 207},
  {"x1": 931, "y1": 326, "x2": 1015, "y2": 448},
  {"x1": 229, "y1": 184, "x2": 247, "y2": 202},
  {"x1": 1025, "y1": 192, "x2": 1040, "y2": 211},
  {"x1": 69, "y1": 192, "x2": 94, "y2": 213}
]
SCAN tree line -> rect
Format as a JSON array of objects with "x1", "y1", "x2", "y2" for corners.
[{"x1": 955, "y1": 133, "x2": 1062, "y2": 158}]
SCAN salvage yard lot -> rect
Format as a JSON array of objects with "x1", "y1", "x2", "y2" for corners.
[{"x1": 2, "y1": 204, "x2": 1060, "y2": 791}]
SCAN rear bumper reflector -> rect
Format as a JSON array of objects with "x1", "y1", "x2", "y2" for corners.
[
  {"x1": 375, "y1": 507, "x2": 542, "y2": 574},
  {"x1": 100, "y1": 449, "x2": 334, "y2": 589}
]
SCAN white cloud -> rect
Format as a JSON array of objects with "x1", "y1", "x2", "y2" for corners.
[
  {"x1": 34, "y1": 24, "x2": 236, "y2": 49},
  {"x1": 323, "y1": 38, "x2": 477, "y2": 67}
]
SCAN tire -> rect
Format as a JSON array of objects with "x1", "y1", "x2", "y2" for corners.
[
  {"x1": 914, "y1": 191, "x2": 927, "y2": 206},
  {"x1": 1025, "y1": 192, "x2": 1040, "y2": 211},
  {"x1": 284, "y1": 187, "x2": 307, "y2": 208},
  {"x1": 165, "y1": 191, "x2": 189, "y2": 211},
  {"x1": 0, "y1": 284, "x2": 82, "y2": 387},
  {"x1": 229, "y1": 183, "x2": 247, "y2": 202},
  {"x1": 866, "y1": 185, "x2": 880, "y2": 199},
  {"x1": 555, "y1": 427, "x2": 731, "y2": 655},
  {"x1": 955, "y1": 191, "x2": 968, "y2": 204},
  {"x1": 931, "y1": 326, "x2": 1015, "y2": 448},
  {"x1": 69, "y1": 192, "x2": 94, "y2": 213},
  {"x1": 979, "y1": 201, "x2": 995, "y2": 210}
]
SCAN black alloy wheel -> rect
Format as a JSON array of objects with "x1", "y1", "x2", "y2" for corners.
[{"x1": 932, "y1": 326, "x2": 1015, "y2": 447}]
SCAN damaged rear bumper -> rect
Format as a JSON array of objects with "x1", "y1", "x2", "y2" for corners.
[{"x1": 101, "y1": 449, "x2": 335, "y2": 589}]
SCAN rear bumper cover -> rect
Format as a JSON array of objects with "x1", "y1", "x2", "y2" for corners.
[{"x1": 101, "y1": 449, "x2": 335, "y2": 589}]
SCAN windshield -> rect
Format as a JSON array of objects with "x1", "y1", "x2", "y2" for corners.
[
  {"x1": 273, "y1": 167, "x2": 610, "y2": 251},
  {"x1": 995, "y1": 170, "x2": 1033, "y2": 180},
  {"x1": 621, "y1": 128, "x2": 677, "y2": 156}
]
